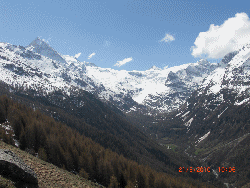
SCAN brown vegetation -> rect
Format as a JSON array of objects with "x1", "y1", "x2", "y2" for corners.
[
  {"x1": 0, "y1": 140, "x2": 102, "y2": 188},
  {"x1": 0, "y1": 95, "x2": 215, "y2": 188}
]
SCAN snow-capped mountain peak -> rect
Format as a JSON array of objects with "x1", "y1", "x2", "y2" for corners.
[
  {"x1": 28, "y1": 37, "x2": 67, "y2": 64},
  {"x1": 201, "y1": 43, "x2": 250, "y2": 95},
  {"x1": 2, "y1": 38, "x2": 250, "y2": 114},
  {"x1": 148, "y1": 65, "x2": 162, "y2": 71},
  {"x1": 0, "y1": 37, "x2": 221, "y2": 113}
]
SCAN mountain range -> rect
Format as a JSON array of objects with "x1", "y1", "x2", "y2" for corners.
[
  {"x1": 0, "y1": 37, "x2": 220, "y2": 114},
  {"x1": 0, "y1": 37, "x2": 250, "y2": 187},
  {"x1": 139, "y1": 45, "x2": 250, "y2": 187}
]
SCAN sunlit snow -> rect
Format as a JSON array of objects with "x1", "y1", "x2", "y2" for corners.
[
  {"x1": 197, "y1": 131, "x2": 210, "y2": 143},
  {"x1": 185, "y1": 117, "x2": 193, "y2": 127},
  {"x1": 234, "y1": 98, "x2": 250, "y2": 106},
  {"x1": 217, "y1": 107, "x2": 228, "y2": 118},
  {"x1": 2, "y1": 38, "x2": 250, "y2": 114}
]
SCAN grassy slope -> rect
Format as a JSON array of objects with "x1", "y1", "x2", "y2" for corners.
[{"x1": 0, "y1": 140, "x2": 104, "y2": 188}]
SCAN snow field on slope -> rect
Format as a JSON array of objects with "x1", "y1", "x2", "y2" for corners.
[
  {"x1": 234, "y1": 97, "x2": 250, "y2": 106},
  {"x1": 202, "y1": 67, "x2": 225, "y2": 94},
  {"x1": 85, "y1": 63, "x2": 195, "y2": 105},
  {"x1": 86, "y1": 66, "x2": 173, "y2": 104}
]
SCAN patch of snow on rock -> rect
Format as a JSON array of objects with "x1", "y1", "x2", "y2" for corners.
[
  {"x1": 234, "y1": 97, "x2": 250, "y2": 106},
  {"x1": 185, "y1": 117, "x2": 193, "y2": 127},
  {"x1": 181, "y1": 111, "x2": 190, "y2": 118},
  {"x1": 217, "y1": 107, "x2": 228, "y2": 118},
  {"x1": 197, "y1": 131, "x2": 210, "y2": 143},
  {"x1": 176, "y1": 112, "x2": 182, "y2": 117}
]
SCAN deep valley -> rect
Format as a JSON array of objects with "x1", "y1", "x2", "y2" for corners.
[{"x1": 0, "y1": 38, "x2": 250, "y2": 187}]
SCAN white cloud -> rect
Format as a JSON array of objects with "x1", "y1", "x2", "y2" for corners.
[
  {"x1": 74, "y1": 53, "x2": 81, "y2": 59},
  {"x1": 192, "y1": 12, "x2": 250, "y2": 59},
  {"x1": 88, "y1": 52, "x2": 96, "y2": 59},
  {"x1": 160, "y1": 34, "x2": 175, "y2": 43},
  {"x1": 114, "y1": 57, "x2": 133, "y2": 67}
]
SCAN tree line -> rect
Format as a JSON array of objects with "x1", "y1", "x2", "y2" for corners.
[{"x1": 0, "y1": 95, "x2": 214, "y2": 188}]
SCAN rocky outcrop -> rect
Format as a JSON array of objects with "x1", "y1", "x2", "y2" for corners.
[{"x1": 0, "y1": 149, "x2": 38, "y2": 185}]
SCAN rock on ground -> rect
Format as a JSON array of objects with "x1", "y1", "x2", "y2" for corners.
[{"x1": 0, "y1": 149, "x2": 38, "y2": 185}]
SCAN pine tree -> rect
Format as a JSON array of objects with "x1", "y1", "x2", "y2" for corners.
[
  {"x1": 79, "y1": 168, "x2": 89, "y2": 179},
  {"x1": 118, "y1": 172, "x2": 127, "y2": 188},
  {"x1": 137, "y1": 168, "x2": 146, "y2": 188},
  {"x1": 148, "y1": 172, "x2": 155, "y2": 188},
  {"x1": 155, "y1": 177, "x2": 167, "y2": 188},
  {"x1": 38, "y1": 147, "x2": 47, "y2": 161},
  {"x1": 125, "y1": 180, "x2": 135, "y2": 188},
  {"x1": 25, "y1": 124, "x2": 36, "y2": 149},
  {"x1": 0, "y1": 103, "x2": 5, "y2": 123},
  {"x1": 108, "y1": 175, "x2": 119, "y2": 188},
  {"x1": 1, "y1": 95, "x2": 9, "y2": 119},
  {"x1": 19, "y1": 128, "x2": 26, "y2": 150}
]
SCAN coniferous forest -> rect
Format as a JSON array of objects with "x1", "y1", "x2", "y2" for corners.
[{"x1": 0, "y1": 94, "x2": 216, "y2": 188}]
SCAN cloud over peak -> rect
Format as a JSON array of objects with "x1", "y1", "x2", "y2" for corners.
[
  {"x1": 114, "y1": 57, "x2": 133, "y2": 67},
  {"x1": 192, "y1": 12, "x2": 250, "y2": 59},
  {"x1": 74, "y1": 53, "x2": 81, "y2": 59},
  {"x1": 160, "y1": 34, "x2": 175, "y2": 43},
  {"x1": 88, "y1": 52, "x2": 96, "y2": 59}
]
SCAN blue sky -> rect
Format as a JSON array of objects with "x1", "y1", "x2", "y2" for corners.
[{"x1": 1, "y1": 0, "x2": 250, "y2": 71}]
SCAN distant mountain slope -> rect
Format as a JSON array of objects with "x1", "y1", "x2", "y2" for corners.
[
  {"x1": 85, "y1": 59, "x2": 218, "y2": 113},
  {"x1": 150, "y1": 45, "x2": 250, "y2": 187}
]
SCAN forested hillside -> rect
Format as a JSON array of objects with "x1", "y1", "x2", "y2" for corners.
[
  {"x1": 0, "y1": 81, "x2": 200, "y2": 176},
  {"x1": 0, "y1": 95, "x2": 216, "y2": 188}
]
